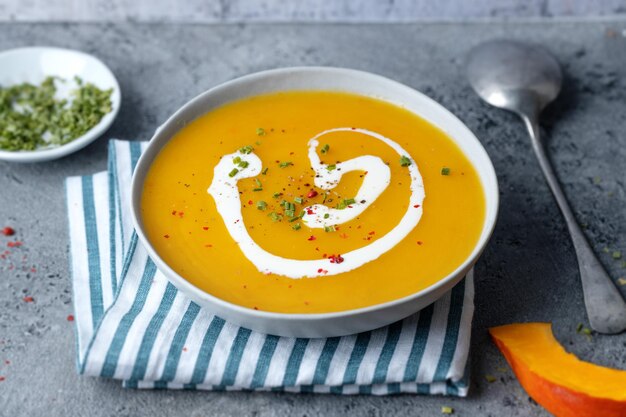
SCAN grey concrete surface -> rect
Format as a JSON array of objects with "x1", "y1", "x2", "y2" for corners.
[
  {"x1": 1, "y1": 21, "x2": 625, "y2": 417},
  {"x1": 2, "y1": 0, "x2": 626, "y2": 23}
]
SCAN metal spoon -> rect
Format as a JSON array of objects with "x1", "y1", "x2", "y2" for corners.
[{"x1": 467, "y1": 39, "x2": 626, "y2": 334}]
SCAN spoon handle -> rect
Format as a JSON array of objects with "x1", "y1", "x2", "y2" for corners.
[{"x1": 522, "y1": 115, "x2": 626, "y2": 334}]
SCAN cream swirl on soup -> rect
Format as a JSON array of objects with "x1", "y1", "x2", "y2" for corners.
[{"x1": 208, "y1": 128, "x2": 425, "y2": 279}]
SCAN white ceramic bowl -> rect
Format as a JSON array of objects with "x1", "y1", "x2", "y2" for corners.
[
  {"x1": 131, "y1": 67, "x2": 499, "y2": 337},
  {"x1": 0, "y1": 47, "x2": 121, "y2": 162}
]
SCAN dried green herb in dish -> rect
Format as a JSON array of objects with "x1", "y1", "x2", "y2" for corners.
[{"x1": 0, "y1": 76, "x2": 113, "y2": 151}]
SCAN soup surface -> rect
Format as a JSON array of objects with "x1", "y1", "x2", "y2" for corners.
[{"x1": 142, "y1": 91, "x2": 485, "y2": 313}]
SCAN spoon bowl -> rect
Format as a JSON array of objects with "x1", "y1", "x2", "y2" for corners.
[{"x1": 467, "y1": 40, "x2": 562, "y2": 116}]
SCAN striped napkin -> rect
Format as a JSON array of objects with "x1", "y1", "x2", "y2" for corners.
[{"x1": 65, "y1": 139, "x2": 474, "y2": 395}]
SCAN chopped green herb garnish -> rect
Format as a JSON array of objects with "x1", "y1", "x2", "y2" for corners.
[
  {"x1": 239, "y1": 145, "x2": 254, "y2": 154},
  {"x1": 336, "y1": 202, "x2": 347, "y2": 210},
  {"x1": 285, "y1": 209, "x2": 295, "y2": 218},
  {"x1": 268, "y1": 212, "x2": 282, "y2": 222},
  {"x1": 233, "y1": 156, "x2": 242, "y2": 164},
  {"x1": 612, "y1": 251, "x2": 622, "y2": 260},
  {"x1": 294, "y1": 197, "x2": 304, "y2": 204},
  {"x1": 321, "y1": 144, "x2": 330, "y2": 154},
  {"x1": 324, "y1": 225, "x2": 336, "y2": 233},
  {"x1": 256, "y1": 201, "x2": 267, "y2": 211},
  {"x1": 288, "y1": 215, "x2": 301, "y2": 222},
  {"x1": 253, "y1": 188, "x2": 263, "y2": 192},
  {"x1": 441, "y1": 406, "x2": 454, "y2": 414},
  {"x1": 255, "y1": 178, "x2": 262, "y2": 188},
  {"x1": 326, "y1": 164, "x2": 336, "y2": 172},
  {"x1": 344, "y1": 198, "x2": 356, "y2": 206},
  {"x1": 441, "y1": 167, "x2": 451, "y2": 176},
  {"x1": 581, "y1": 327, "x2": 592, "y2": 336},
  {"x1": 322, "y1": 193, "x2": 328, "y2": 204},
  {"x1": 485, "y1": 375, "x2": 497, "y2": 383},
  {"x1": 272, "y1": 192, "x2": 283, "y2": 198},
  {"x1": 262, "y1": 167, "x2": 269, "y2": 175},
  {"x1": 399, "y1": 155, "x2": 412, "y2": 167},
  {"x1": 279, "y1": 161, "x2": 293, "y2": 168},
  {"x1": 292, "y1": 223, "x2": 302, "y2": 231},
  {"x1": 255, "y1": 141, "x2": 262, "y2": 146},
  {"x1": 256, "y1": 127, "x2": 266, "y2": 136},
  {"x1": 576, "y1": 323, "x2": 583, "y2": 332},
  {"x1": 323, "y1": 213, "x2": 330, "y2": 219},
  {"x1": 228, "y1": 168, "x2": 239, "y2": 177},
  {"x1": 0, "y1": 76, "x2": 113, "y2": 151},
  {"x1": 238, "y1": 160, "x2": 249, "y2": 168}
]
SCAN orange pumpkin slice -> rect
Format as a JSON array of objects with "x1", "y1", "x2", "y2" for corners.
[{"x1": 489, "y1": 323, "x2": 626, "y2": 417}]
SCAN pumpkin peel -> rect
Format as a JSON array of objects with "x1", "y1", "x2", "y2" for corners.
[{"x1": 489, "y1": 322, "x2": 626, "y2": 417}]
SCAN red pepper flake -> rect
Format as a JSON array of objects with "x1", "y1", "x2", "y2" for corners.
[
  {"x1": 248, "y1": 200, "x2": 253, "y2": 205},
  {"x1": 171, "y1": 210, "x2": 177, "y2": 216},
  {"x1": 307, "y1": 190, "x2": 318, "y2": 198},
  {"x1": 317, "y1": 268, "x2": 323, "y2": 273},
  {"x1": 182, "y1": 347, "x2": 188, "y2": 352},
  {"x1": 307, "y1": 235, "x2": 316, "y2": 241},
  {"x1": 22, "y1": 296, "x2": 34, "y2": 303},
  {"x1": 164, "y1": 234, "x2": 170, "y2": 239},
  {"x1": 67, "y1": 314, "x2": 75, "y2": 322},
  {"x1": 368, "y1": 231, "x2": 376, "y2": 235},
  {"x1": 416, "y1": 241, "x2": 423, "y2": 245},
  {"x1": 339, "y1": 233, "x2": 349, "y2": 239},
  {"x1": 2, "y1": 227, "x2": 15, "y2": 236},
  {"x1": 205, "y1": 244, "x2": 213, "y2": 248},
  {"x1": 413, "y1": 204, "x2": 421, "y2": 208},
  {"x1": 351, "y1": 127, "x2": 356, "y2": 130},
  {"x1": 30, "y1": 267, "x2": 36, "y2": 273},
  {"x1": 253, "y1": 306, "x2": 259, "y2": 310},
  {"x1": 328, "y1": 254, "x2": 344, "y2": 264},
  {"x1": 202, "y1": 227, "x2": 209, "y2": 231},
  {"x1": 7, "y1": 241, "x2": 22, "y2": 248},
  {"x1": 4, "y1": 360, "x2": 9, "y2": 365},
  {"x1": 0, "y1": 376, "x2": 5, "y2": 382},
  {"x1": 306, "y1": 208, "x2": 315, "y2": 215},
  {"x1": 178, "y1": 212, "x2": 184, "y2": 218}
]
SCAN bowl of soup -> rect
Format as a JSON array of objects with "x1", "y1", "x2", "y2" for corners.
[{"x1": 131, "y1": 67, "x2": 498, "y2": 337}]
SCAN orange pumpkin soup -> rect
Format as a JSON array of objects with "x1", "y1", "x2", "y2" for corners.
[{"x1": 141, "y1": 91, "x2": 485, "y2": 313}]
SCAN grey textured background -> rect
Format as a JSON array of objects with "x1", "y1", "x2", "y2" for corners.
[
  {"x1": 1, "y1": 20, "x2": 626, "y2": 417},
  {"x1": 1, "y1": 0, "x2": 626, "y2": 22}
]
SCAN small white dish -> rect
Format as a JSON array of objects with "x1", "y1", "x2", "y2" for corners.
[
  {"x1": 131, "y1": 67, "x2": 499, "y2": 337},
  {"x1": 0, "y1": 47, "x2": 121, "y2": 163}
]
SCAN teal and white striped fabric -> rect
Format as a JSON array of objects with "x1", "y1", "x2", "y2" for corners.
[{"x1": 65, "y1": 140, "x2": 474, "y2": 395}]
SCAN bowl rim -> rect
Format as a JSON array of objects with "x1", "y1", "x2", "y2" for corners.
[
  {"x1": 131, "y1": 66, "x2": 499, "y2": 321},
  {"x1": 0, "y1": 46, "x2": 121, "y2": 163}
]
